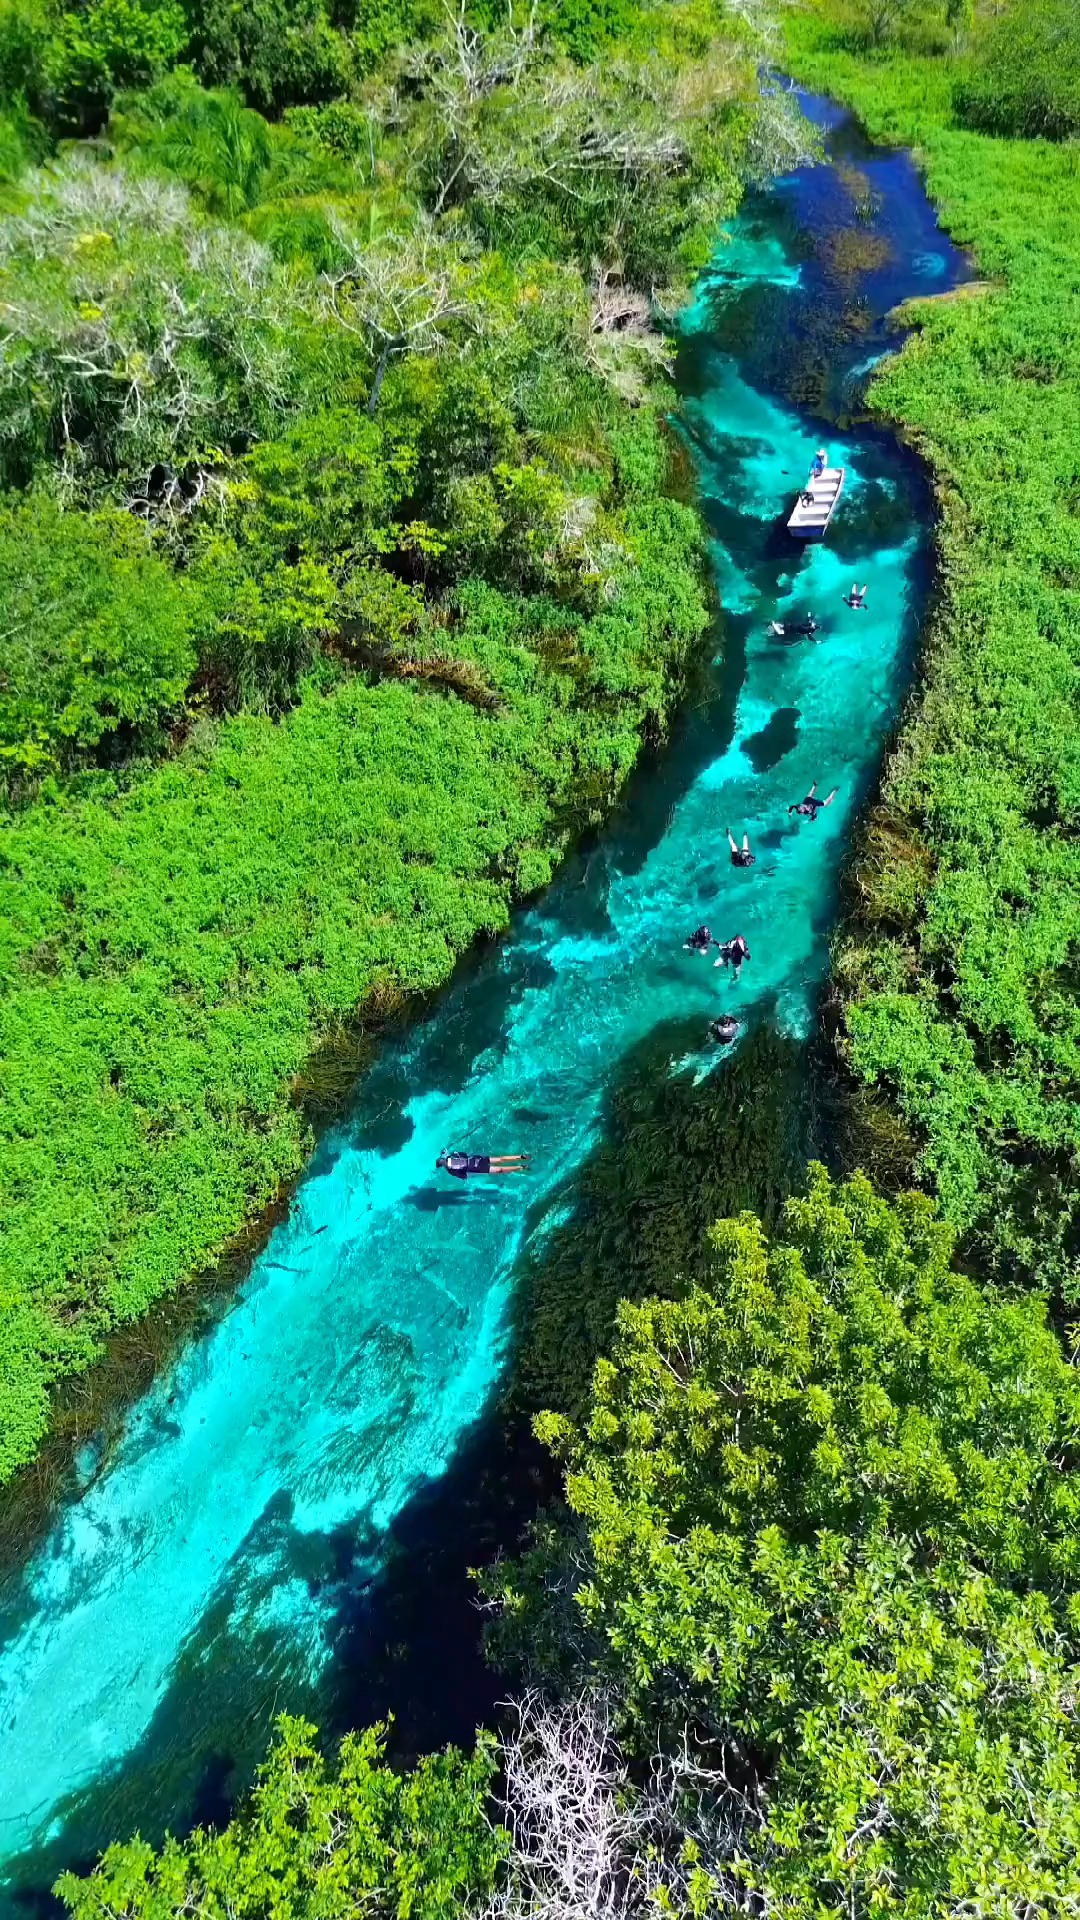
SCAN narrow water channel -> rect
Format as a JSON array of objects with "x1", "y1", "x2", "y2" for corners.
[{"x1": 0, "y1": 94, "x2": 967, "y2": 1908}]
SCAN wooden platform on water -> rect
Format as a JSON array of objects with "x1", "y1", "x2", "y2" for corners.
[{"x1": 787, "y1": 465, "x2": 845, "y2": 539}]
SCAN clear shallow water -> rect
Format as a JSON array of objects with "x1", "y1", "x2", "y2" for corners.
[{"x1": 0, "y1": 95, "x2": 967, "y2": 1907}]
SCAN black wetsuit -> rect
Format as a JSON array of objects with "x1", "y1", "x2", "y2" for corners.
[
  {"x1": 716, "y1": 936, "x2": 750, "y2": 971},
  {"x1": 686, "y1": 926, "x2": 714, "y2": 953},
  {"x1": 438, "y1": 1152, "x2": 491, "y2": 1179},
  {"x1": 789, "y1": 795, "x2": 828, "y2": 820},
  {"x1": 731, "y1": 849, "x2": 756, "y2": 868},
  {"x1": 710, "y1": 1017, "x2": 739, "y2": 1044}
]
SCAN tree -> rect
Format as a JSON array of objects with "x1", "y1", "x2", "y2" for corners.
[
  {"x1": 56, "y1": 1715, "x2": 507, "y2": 1920},
  {"x1": 0, "y1": 496, "x2": 198, "y2": 781},
  {"x1": 859, "y1": 0, "x2": 916, "y2": 48},
  {"x1": 0, "y1": 158, "x2": 345, "y2": 485},
  {"x1": 114, "y1": 79, "x2": 274, "y2": 216},
  {"x1": 489, "y1": 1169, "x2": 1080, "y2": 1914},
  {"x1": 323, "y1": 218, "x2": 476, "y2": 414},
  {"x1": 42, "y1": 0, "x2": 189, "y2": 136}
]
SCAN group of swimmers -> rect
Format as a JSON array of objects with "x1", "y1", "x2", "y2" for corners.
[
  {"x1": 438, "y1": 482, "x2": 866, "y2": 1177},
  {"x1": 769, "y1": 583, "x2": 868, "y2": 644},
  {"x1": 682, "y1": 529, "x2": 870, "y2": 1054}
]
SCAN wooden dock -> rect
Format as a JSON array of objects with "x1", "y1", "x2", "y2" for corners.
[{"x1": 787, "y1": 464, "x2": 845, "y2": 539}]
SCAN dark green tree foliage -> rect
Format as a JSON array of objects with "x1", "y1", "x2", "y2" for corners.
[
  {"x1": 954, "y1": 0, "x2": 1080, "y2": 141},
  {"x1": 490, "y1": 1169, "x2": 1080, "y2": 1912},
  {"x1": 183, "y1": 0, "x2": 350, "y2": 115},
  {"x1": 56, "y1": 1715, "x2": 505, "y2": 1920},
  {"x1": 0, "y1": 497, "x2": 197, "y2": 777}
]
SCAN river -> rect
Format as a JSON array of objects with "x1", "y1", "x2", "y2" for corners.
[{"x1": 0, "y1": 92, "x2": 967, "y2": 1909}]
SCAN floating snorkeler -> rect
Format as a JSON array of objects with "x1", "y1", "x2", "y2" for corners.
[
  {"x1": 714, "y1": 934, "x2": 751, "y2": 975},
  {"x1": 788, "y1": 781, "x2": 838, "y2": 821},
  {"x1": 709, "y1": 1013, "x2": 741, "y2": 1045},
  {"x1": 684, "y1": 924, "x2": 716, "y2": 955},
  {"x1": 769, "y1": 611, "x2": 819, "y2": 641},
  {"x1": 844, "y1": 582, "x2": 869, "y2": 609},
  {"x1": 436, "y1": 1151, "x2": 531, "y2": 1180},
  {"x1": 727, "y1": 830, "x2": 756, "y2": 868}
]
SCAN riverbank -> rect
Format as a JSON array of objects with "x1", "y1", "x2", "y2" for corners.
[{"x1": 781, "y1": 0, "x2": 1080, "y2": 1299}]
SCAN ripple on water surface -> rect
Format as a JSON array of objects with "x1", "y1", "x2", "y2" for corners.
[{"x1": 0, "y1": 92, "x2": 969, "y2": 1906}]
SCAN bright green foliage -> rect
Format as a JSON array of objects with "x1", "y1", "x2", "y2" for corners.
[
  {"x1": 42, "y1": 0, "x2": 189, "y2": 135},
  {"x1": 954, "y1": 0, "x2": 1080, "y2": 141},
  {"x1": 56, "y1": 1715, "x2": 506, "y2": 1920},
  {"x1": 492, "y1": 1169, "x2": 1080, "y2": 1913},
  {"x1": 113, "y1": 74, "x2": 274, "y2": 214},
  {"x1": 0, "y1": 497, "x2": 197, "y2": 777},
  {"x1": 783, "y1": 0, "x2": 1080, "y2": 1299}
]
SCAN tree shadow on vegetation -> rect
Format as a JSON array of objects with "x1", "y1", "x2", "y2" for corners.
[{"x1": 507, "y1": 1010, "x2": 817, "y2": 1423}]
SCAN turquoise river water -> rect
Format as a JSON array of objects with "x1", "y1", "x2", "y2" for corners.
[{"x1": 0, "y1": 93, "x2": 967, "y2": 1908}]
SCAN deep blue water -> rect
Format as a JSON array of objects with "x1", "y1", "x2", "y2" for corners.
[{"x1": 0, "y1": 94, "x2": 967, "y2": 1909}]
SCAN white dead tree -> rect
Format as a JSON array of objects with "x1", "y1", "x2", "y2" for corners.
[
  {"x1": 323, "y1": 218, "x2": 475, "y2": 414},
  {"x1": 484, "y1": 1691, "x2": 765, "y2": 1920}
]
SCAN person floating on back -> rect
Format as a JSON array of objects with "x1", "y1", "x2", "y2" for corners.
[
  {"x1": 710, "y1": 1013, "x2": 741, "y2": 1045},
  {"x1": 844, "y1": 582, "x2": 869, "y2": 609},
  {"x1": 714, "y1": 934, "x2": 751, "y2": 974},
  {"x1": 788, "y1": 781, "x2": 839, "y2": 820},
  {"x1": 727, "y1": 830, "x2": 756, "y2": 868},
  {"x1": 684, "y1": 925, "x2": 716, "y2": 954},
  {"x1": 436, "y1": 1151, "x2": 531, "y2": 1180}
]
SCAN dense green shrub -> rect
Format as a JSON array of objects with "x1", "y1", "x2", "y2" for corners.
[
  {"x1": 42, "y1": 0, "x2": 188, "y2": 135},
  {"x1": 57, "y1": 1716, "x2": 505, "y2": 1920},
  {"x1": 954, "y1": 0, "x2": 1080, "y2": 141},
  {"x1": 183, "y1": 0, "x2": 350, "y2": 113},
  {"x1": 491, "y1": 1169, "x2": 1080, "y2": 1913},
  {"x1": 0, "y1": 498, "x2": 198, "y2": 777}
]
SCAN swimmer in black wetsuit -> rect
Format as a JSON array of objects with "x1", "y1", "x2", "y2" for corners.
[
  {"x1": 436, "y1": 1151, "x2": 531, "y2": 1180},
  {"x1": 727, "y1": 830, "x2": 756, "y2": 868},
  {"x1": 684, "y1": 925, "x2": 716, "y2": 955},
  {"x1": 788, "y1": 781, "x2": 838, "y2": 820},
  {"x1": 844, "y1": 583, "x2": 869, "y2": 610},
  {"x1": 769, "y1": 612, "x2": 818, "y2": 641},
  {"x1": 714, "y1": 934, "x2": 751, "y2": 975},
  {"x1": 710, "y1": 1014, "x2": 740, "y2": 1044}
]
